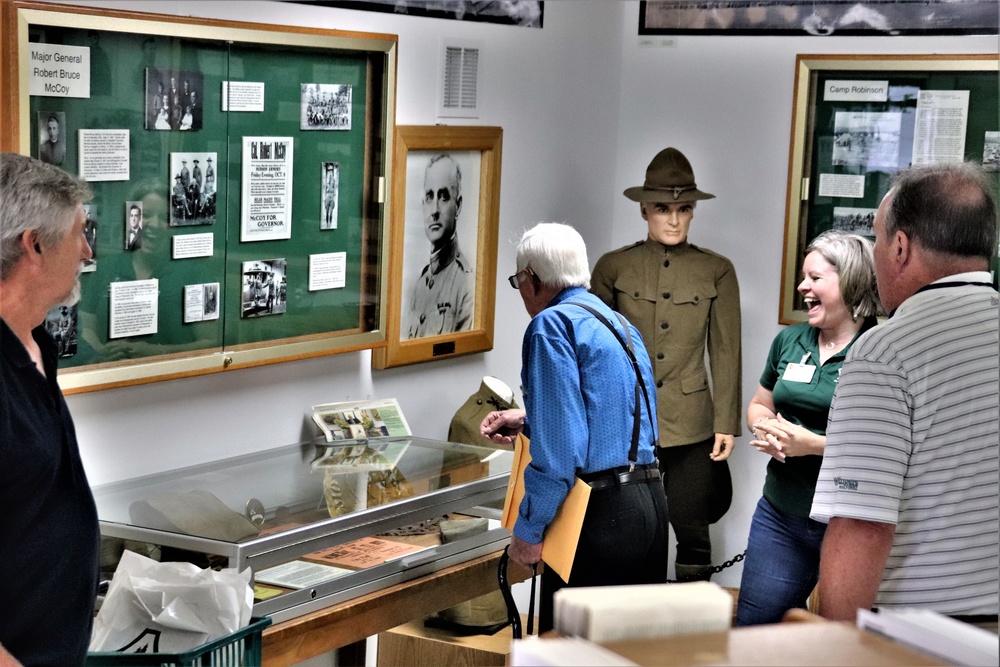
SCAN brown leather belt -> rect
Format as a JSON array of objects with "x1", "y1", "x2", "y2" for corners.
[{"x1": 581, "y1": 463, "x2": 661, "y2": 491}]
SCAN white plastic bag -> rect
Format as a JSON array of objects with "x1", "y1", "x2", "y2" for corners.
[{"x1": 89, "y1": 549, "x2": 253, "y2": 654}]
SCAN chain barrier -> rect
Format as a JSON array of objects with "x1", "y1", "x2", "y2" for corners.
[{"x1": 666, "y1": 550, "x2": 746, "y2": 583}]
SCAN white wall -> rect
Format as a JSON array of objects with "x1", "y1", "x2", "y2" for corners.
[
  {"x1": 611, "y1": 2, "x2": 996, "y2": 585},
  {"x1": 49, "y1": 0, "x2": 997, "y2": 593}
]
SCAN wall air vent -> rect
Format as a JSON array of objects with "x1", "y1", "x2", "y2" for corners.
[{"x1": 438, "y1": 41, "x2": 481, "y2": 119}]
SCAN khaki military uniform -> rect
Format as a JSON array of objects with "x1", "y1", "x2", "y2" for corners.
[
  {"x1": 406, "y1": 235, "x2": 474, "y2": 339},
  {"x1": 447, "y1": 379, "x2": 519, "y2": 449},
  {"x1": 592, "y1": 238, "x2": 742, "y2": 446},
  {"x1": 593, "y1": 238, "x2": 741, "y2": 575}
]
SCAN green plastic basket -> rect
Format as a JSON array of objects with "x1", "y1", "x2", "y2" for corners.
[{"x1": 86, "y1": 616, "x2": 271, "y2": 667}]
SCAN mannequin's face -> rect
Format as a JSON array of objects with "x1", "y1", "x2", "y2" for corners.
[{"x1": 642, "y1": 201, "x2": 695, "y2": 246}]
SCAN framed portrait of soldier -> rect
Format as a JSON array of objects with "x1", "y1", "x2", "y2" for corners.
[
  {"x1": 400, "y1": 150, "x2": 480, "y2": 342},
  {"x1": 373, "y1": 125, "x2": 502, "y2": 369}
]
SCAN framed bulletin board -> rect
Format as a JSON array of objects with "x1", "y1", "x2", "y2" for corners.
[
  {"x1": 1, "y1": 1, "x2": 397, "y2": 392},
  {"x1": 779, "y1": 54, "x2": 999, "y2": 324},
  {"x1": 372, "y1": 125, "x2": 502, "y2": 369}
]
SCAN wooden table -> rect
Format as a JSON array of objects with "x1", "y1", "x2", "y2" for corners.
[
  {"x1": 599, "y1": 621, "x2": 947, "y2": 666},
  {"x1": 262, "y1": 550, "x2": 532, "y2": 666}
]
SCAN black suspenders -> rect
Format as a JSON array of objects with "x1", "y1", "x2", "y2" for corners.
[{"x1": 567, "y1": 302, "x2": 655, "y2": 467}]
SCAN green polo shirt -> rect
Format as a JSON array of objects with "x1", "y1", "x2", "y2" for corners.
[{"x1": 759, "y1": 318, "x2": 876, "y2": 517}]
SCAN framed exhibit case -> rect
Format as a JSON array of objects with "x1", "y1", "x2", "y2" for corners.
[
  {"x1": 1, "y1": 1, "x2": 398, "y2": 392},
  {"x1": 92, "y1": 435, "x2": 515, "y2": 623},
  {"x1": 779, "y1": 53, "x2": 999, "y2": 324},
  {"x1": 372, "y1": 125, "x2": 502, "y2": 369}
]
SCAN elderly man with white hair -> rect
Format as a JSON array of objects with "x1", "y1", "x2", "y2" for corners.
[{"x1": 481, "y1": 222, "x2": 669, "y2": 633}]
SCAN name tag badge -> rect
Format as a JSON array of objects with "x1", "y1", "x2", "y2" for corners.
[{"x1": 782, "y1": 362, "x2": 815, "y2": 383}]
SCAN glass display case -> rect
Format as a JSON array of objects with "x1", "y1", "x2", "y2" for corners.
[{"x1": 93, "y1": 437, "x2": 514, "y2": 623}]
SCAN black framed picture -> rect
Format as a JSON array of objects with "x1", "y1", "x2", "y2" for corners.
[
  {"x1": 639, "y1": 1, "x2": 998, "y2": 37},
  {"x1": 288, "y1": 0, "x2": 543, "y2": 28}
]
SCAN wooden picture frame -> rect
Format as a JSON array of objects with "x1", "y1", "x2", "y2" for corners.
[
  {"x1": 779, "y1": 53, "x2": 998, "y2": 324},
  {"x1": 2, "y1": 0, "x2": 397, "y2": 392},
  {"x1": 372, "y1": 126, "x2": 502, "y2": 369}
]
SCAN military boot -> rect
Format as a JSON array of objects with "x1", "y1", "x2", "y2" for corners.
[{"x1": 674, "y1": 563, "x2": 714, "y2": 582}]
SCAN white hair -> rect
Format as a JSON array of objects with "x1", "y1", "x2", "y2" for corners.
[{"x1": 516, "y1": 222, "x2": 590, "y2": 290}]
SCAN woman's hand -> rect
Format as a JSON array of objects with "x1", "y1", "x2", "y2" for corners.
[
  {"x1": 480, "y1": 409, "x2": 526, "y2": 445},
  {"x1": 752, "y1": 413, "x2": 824, "y2": 461},
  {"x1": 750, "y1": 415, "x2": 789, "y2": 462}
]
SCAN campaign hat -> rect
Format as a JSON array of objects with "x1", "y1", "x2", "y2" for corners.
[{"x1": 623, "y1": 147, "x2": 715, "y2": 203}]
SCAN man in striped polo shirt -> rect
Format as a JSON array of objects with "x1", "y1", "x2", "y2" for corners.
[{"x1": 811, "y1": 162, "x2": 998, "y2": 624}]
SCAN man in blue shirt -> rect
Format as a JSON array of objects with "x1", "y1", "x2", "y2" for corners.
[{"x1": 481, "y1": 222, "x2": 669, "y2": 632}]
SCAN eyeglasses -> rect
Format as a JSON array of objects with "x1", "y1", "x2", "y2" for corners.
[{"x1": 508, "y1": 268, "x2": 532, "y2": 289}]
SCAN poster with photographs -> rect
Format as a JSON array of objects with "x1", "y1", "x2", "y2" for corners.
[
  {"x1": 301, "y1": 83, "x2": 352, "y2": 130},
  {"x1": 124, "y1": 201, "x2": 143, "y2": 251},
  {"x1": 832, "y1": 206, "x2": 876, "y2": 241},
  {"x1": 321, "y1": 162, "x2": 340, "y2": 230},
  {"x1": 37, "y1": 111, "x2": 67, "y2": 166},
  {"x1": 82, "y1": 204, "x2": 97, "y2": 272},
  {"x1": 241, "y1": 259, "x2": 287, "y2": 318},
  {"x1": 145, "y1": 68, "x2": 204, "y2": 131},
  {"x1": 44, "y1": 304, "x2": 78, "y2": 359},
  {"x1": 169, "y1": 152, "x2": 217, "y2": 226}
]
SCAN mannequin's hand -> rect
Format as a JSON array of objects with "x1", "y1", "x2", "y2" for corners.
[{"x1": 710, "y1": 433, "x2": 735, "y2": 461}]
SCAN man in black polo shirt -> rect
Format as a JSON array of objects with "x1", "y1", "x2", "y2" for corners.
[{"x1": 0, "y1": 152, "x2": 99, "y2": 666}]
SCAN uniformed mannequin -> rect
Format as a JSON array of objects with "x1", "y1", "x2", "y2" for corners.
[
  {"x1": 591, "y1": 147, "x2": 742, "y2": 582},
  {"x1": 406, "y1": 154, "x2": 474, "y2": 339}
]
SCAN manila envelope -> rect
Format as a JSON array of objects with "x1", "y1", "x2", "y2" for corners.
[{"x1": 502, "y1": 434, "x2": 591, "y2": 581}]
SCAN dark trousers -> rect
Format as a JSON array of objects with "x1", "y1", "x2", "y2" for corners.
[
  {"x1": 656, "y1": 438, "x2": 732, "y2": 566},
  {"x1": 538, "y1": 472, "x2": 669, "y2": 633}
]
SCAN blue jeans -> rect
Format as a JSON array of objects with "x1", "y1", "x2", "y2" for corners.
[{"x1": 736, "y1": 496, "x2": 827, "y2": 626}]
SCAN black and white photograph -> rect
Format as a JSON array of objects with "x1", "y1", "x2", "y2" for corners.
[
  {"x1": 43, "y1": 304, "x2": 78, "y2": 359},
  {"x1": 241, "y1": 258, "x2": 288, "y2": 318},
  {"x1": 831, "y1": 111, "x2": 902, "y2": 170},
  {"x1": 204, "y1": 283, "x2": 220, "y2": 319},
  {"x1": 982, "y1": 131, "x2": 999, "y2": 172},
  {"x1": 183, "y1": 282, "x2": 221, "y2": 323},
  {"x1": 37, "y1": 111, "x2": 67, "y2": 166},
  {"x1": 300, "y1": 83, "x2": 352, "y2": 130},
  {"x1": 639, "y1": 1, "x2": 999, "y2": 36},
  {"x1": 169, "y1": 152, "x2": 218, "y2": 226},
  {"x1": 832, "y1": 206, "x2": 877, "y2": 240},
  {"x1": 82, "y1": 204, "x2": 97, "y2": 272},
  {"x1": 124, "y1": 201, "x2": 143, "y2": 251},
  {"x1": 401, "y1": 151, "x2": 479, "y2": 340},
  {"x1": 290, "y1": 1, "x2": 543, "y2": 27},
  {"x1": 145, "y1": 68, "x2": 204, "y2": 131},
  {"x1": 321, "y1": 162, "x2": 340, "y2": 230}
]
